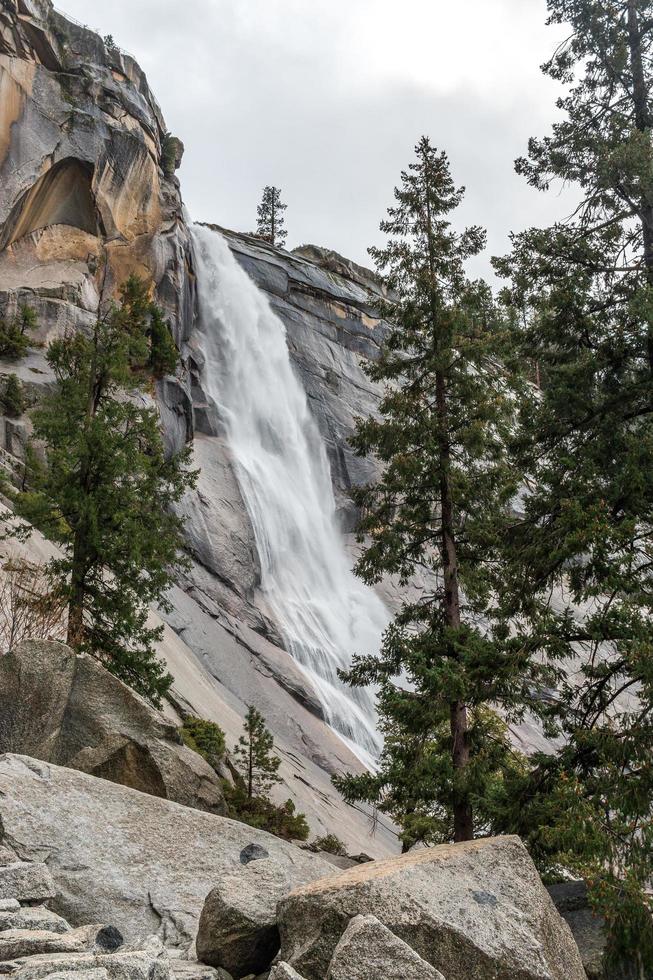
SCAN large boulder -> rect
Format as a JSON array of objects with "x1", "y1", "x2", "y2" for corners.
[
  {"x1": 0, "y1": 755, "x2": 335, "y2": 952},
  {"x1": 0, "y1": 929, "x2": 85, "y2": 960},
  {"x1": 326, "y1": 915, "x2": 445, "y2": 979},
  {"x1": 0, "y1": 640, "x2": 226, "y2": 815},
  {"x1": 277, "y1": 836, "x2": 587, "y2": 980},
  {"x1": 0, "y1": 907, "x2": 71, "y2": 934},
  {"x1": 196, "y1": 854, "x2": 333, "y2": 978}
]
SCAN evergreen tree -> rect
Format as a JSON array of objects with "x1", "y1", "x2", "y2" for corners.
[
  {"x1": 255, "y1": 186, "x2": 288, "y2": 248},
  {"x1": 148, "y1": 306, "x2": 178, "y2": 378},
  {"x1": 12, "y1": 278, "x2": 196, "y2": 705},
  {"x1": 493, "y1": 0, "x2": 653, "y2": 964},
  {"x1": 2, "y1": 374, "x2": 25, "y2": 418},
  {"x1": 234, "y1": 706, "x2": 282, "y2": 799},
  {"x1": 334, "y1": 138, "x2": 538, "y2": 844}
]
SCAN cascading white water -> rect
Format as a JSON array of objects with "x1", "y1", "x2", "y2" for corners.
[{"x1": 191, "y1": 224, "x2": 389, "y2": 762}]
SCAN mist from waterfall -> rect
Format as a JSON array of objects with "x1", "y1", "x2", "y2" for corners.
[{"x1": 191, "y1": 224, "x2": 389, "y2": 762}]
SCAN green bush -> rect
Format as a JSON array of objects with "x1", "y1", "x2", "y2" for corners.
[
  {"x1": 2, "y1": 374, "x2": 25, "y2": 418},
  {"x1": 180, "y1": 717, "x2": 226, "y2": 772},
  {"x1": 223, "y1": 782, "x2": 309, "y2": 841},
  {"x1": 161, "y1": 133, "x2": 184, "y2": 177},
  {"x1": 312, "y1": 833, "x2": 347, "y2": 856},
  {"x1": 0, "y1": 306, "x2": 37, "y2": 360}
]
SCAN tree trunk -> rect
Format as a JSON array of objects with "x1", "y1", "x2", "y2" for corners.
[
  {"x1": 435, "y1": 367, "x2": 473, "y2": 843},
  {"x1": 66, "y1": 598, "x2": 84, "y2": 648},
  {"x1": 67, "y1": 322, "x2": 101, "y2": 650},
  {"x1": 66, "y1": 535, "x2": 86, "y2": 648},
  {"x1": 627, "y1": 0, "x2": 653, "y2": 372},
  {"x1": 66, "y1": 556, "x2": 84, "y2": 650}
]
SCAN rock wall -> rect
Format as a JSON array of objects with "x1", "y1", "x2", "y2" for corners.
[{"x1": 0, "y1": 0, "x2": 194, "y2": 451}]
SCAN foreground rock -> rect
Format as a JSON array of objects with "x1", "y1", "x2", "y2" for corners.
[
  {"x1": 0, "y1": 908, "x2": 70, "y2": 935},
  {"x1": 0, "y1": 845, "x2": 171, "y2": 980},
  {"x1": 0, "y1": 864, "x2": 55, "y2": 903},
  {"x1": 278, "y1": 836, "x2": 586, "y2": 980},
  {"x1": 0, "y1": 755, "x2": 334, "y2": 950},
  {"x1": 0, "y1": 641, "x2": 225, "y2": 815},
  {"x1": 197, "y1": 855, "x2": 333, "y2": 977},
  {"x1": 268, "y1": 966, "x2": 306, "y2": 980},
  {"x1": 0, "y1": 929, "x2": 86, "y2": 960},
  {"x1": 7, "y1": 937, "x2": 171, "y2": 980},
  {"x1": 168, "y1": 961, "x2": 228, "y2": 980},
  {"x1": 326, "y1": 915, "x2": 445, "y2": 980}
]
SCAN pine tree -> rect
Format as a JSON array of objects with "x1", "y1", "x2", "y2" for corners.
[
  {"x1": 493, "y1": 0, "x2": 653, "y2": 965},
  {"x1": 334, "y1": 138, "x2": 538, "y2": 844},
  {"x1": 234, "y1": 706, "x2": 282, "y2": 799},
  {"x1": 12, "y1": 278, "x2": 197, "y2": 705},
  {"x1": 255, "y1": 186, "x2": 288, "y2": 248}
]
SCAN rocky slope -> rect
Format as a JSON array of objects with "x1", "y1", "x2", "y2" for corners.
[
  {"x1": 0, "y1": 639, "x2": 227, "y2": 815},
  {"x1": 0, "y1": 762, "x2": 590, "y2": 980}
]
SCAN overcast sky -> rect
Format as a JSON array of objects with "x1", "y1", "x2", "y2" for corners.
[{"x1": 58, "y1": 0, "x2": 573, "y2": 280}]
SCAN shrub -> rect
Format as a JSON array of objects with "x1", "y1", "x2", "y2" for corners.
[
  {"x1": 312, "y1": 833, "x2": 347, "y2": 856},
  {"x1": 223, "y1": 782, "x2": 309, "y2": 841},
  {"x1": 0, "y1": 306, "x2": 37, "y2": 360},
  {"x1": 161, "y1": 133, "x2": 184, "y2": 177},
  {"x1": 2, "y1": 374, "x2": 25, "y2": 418},
  {"x1": 0, "y1": 559, "x2": 66, "y2": 651},
  {"x1": 180, "y1": 717, "x2": 226, "y2": 772}
]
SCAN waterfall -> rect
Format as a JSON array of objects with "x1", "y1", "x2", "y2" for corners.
[{"x1": 191, "y1": 224, "x2": 389, "y2": 762}]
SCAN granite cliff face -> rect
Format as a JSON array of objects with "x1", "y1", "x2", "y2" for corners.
[
  {"x1": 0, "y1": 0, "x2": 399, "y2": 851},
  {"x1": 0, "y1": 0, "x2": 194, "y2": 453}
]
